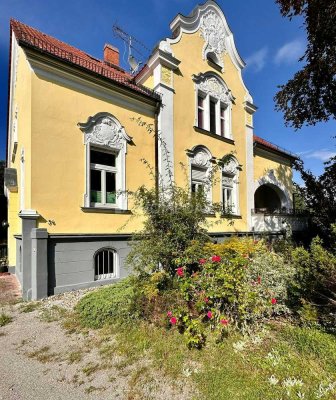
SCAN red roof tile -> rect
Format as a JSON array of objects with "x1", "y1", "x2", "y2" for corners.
[
  {"x1": 253, "y1": 134, "x2": 297, "y2": 160},
  {"x1": 10, "y1": 19, "x2": 160, "y2": 101}
]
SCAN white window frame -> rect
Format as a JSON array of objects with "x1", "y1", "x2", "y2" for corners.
[
  {"x1": 90, "y1": 146, "x2": 118, "y2": 208},
  {"x1": 188, "y1": 146, "x2": 213, "y2": 206},
  {"x1": 221, "y1": 158, "x2": 240, "y2": 215},
  {"x1": 78, "y1": 112, "x2": 131, "y2": 211},
  {"x1": 94, "y1": 248, "x2": 119, "y2": 280},
  {"x1": 194, "y1": 73, "x2": 233, "y2": 139}
]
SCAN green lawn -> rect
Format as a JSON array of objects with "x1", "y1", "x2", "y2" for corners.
[{"x1": 98, "y1": 321, "x2": 336, "y2": 400}]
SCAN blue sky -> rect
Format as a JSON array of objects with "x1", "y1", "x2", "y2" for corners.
[{"x1": 0, "y1": 0, "x2": 335, "y2": 183}]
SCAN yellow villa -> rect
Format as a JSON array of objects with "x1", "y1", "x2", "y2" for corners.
[{"x1": 5, "y1": 1, "x2": 306, "y2": 299}]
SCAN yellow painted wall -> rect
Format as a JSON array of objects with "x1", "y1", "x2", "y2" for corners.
[
  {"x1": 254, "y1": 149, "x2": 293, "y2": 194},
  {"x1": 7, "y1": 45, "x2": 32, "y2": 266},
  {"x1": 170, "y1": 32, "x2": 250, "y2": 232},
  {"x1": 30, "y1": 72, "x2": 156, "y2": 234}
]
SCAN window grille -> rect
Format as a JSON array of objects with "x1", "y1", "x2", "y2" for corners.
[{"x1": 94, "y1": 248, "x2": 117, "y2": 280}]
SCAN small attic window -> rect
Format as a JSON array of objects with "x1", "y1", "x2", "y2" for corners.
[{"x1": 206, "y1": 52, "x2": 222, "y2": 70}]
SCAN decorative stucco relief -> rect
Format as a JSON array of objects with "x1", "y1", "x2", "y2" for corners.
[
  {"x1": 193, "y1": 74, "x2": 233, "y2": 104},
  {"x1": 222, "y1": 158, "x2": 237, "y2": 175},
  {"x1": 200, "y1": 10, "x2": 226, "y2": 63},
  {"x1": 161, "y1": 66, "x2": 173, "y2": 86},
  {"x1": 193, "y1": 149, "x2": 211, "y2": 168},
  {"x1": 78, "y1": 114, "x2": 131, "y2": 150}
]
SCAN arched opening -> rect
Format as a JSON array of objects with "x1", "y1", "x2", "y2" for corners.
[
  {"x1": 254, "y1": 184, "x2": 281, "y2": 212},
  {"x1": 94, "y1": 248, "x2": 117, "y2": 280}
]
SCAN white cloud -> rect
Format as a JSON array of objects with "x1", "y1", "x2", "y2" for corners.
[
  {"x1": 301, "y1": 149, "x2": 336, "y2": 162},
  {"x1": 274, "y1": 39, "x2": 305, "y2": 65},
  {"x1": 245, "y1": 47, "x2": 268, "y2": 72}
]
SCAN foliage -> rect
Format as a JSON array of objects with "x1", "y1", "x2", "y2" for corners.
[
  {"x1": 275, "y1": 0, "x2": 336, "y2": 129},
  {"x1": 290, "y1": 237, "x2": 336, "y2": 331},
  {"x1": 0, "y1": 312, "x2": 12, "y2": 327},
  {"x1": 133, "y1": 238, "x2": 294, "y2": 348},
  {"x1": 76, "y1": 278, "x2": 136, "y2": 328},
  {"x1": 293, "y1": 155, "x2": 336, "y2": 248},
  {"x1": 126, "y1": 183, "x2": 215, "y2": 276}
]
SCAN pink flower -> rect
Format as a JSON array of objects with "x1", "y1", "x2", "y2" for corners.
[
  {"x1": 271, "y1": 298, "x2": 277, "y2": 305},
  {"x1": 199, "y1": 258, "x2": 206, "y2": 265},
  {"x1": 207, "y1": 311, "x2": 213, "y2": 319},
  {"x1": 176, "y1": 267, "x2": 184, "y2": 277},
  {"x1": 211, "y1": 255, "x2": 221, "y2": 262},
  {"x1": 257, "y1": 276, "x2": 261, "y2": 284},
  {"x1": 167, "y1": 311, "x2": 173, "y2": 317},
  {"x1": 220, "y1": 319, "x2": 229, "y2": 326},
  {"x1": 170, "y1": 317, "x2": 177, "y2": 325},
  {"x1": 204, "y1": 297, "x2": 209, "y2": 303}
]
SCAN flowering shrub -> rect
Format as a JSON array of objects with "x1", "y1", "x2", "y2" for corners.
[{"x1": 246, "y1": 249, "x2": 295, "y2": 317}]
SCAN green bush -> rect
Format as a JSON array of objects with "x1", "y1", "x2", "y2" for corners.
[
  {"x1": 290, "y1": 237, "x2": 336, "y2": 331},
  {"x1": 76, "y1": 278, "x2": 136, "y2": 329}
]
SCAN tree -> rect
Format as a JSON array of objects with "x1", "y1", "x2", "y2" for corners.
[
  {"x1": 275, "y1": 0, "x2": 336, "y2": 129},
  {"x1": 293, "y1": 155, "x2": 336, "y2": 248}
]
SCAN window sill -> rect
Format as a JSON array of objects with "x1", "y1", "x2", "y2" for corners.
[
  {"x1": 221, "y1": 213, "x2": 242, "y2": 219},
  {"x1": 193, "y1": 126, "x2": 235, "y2": 144},
  {"x1": 81, "y1": 207, "x2": 132, "y2": 214}
]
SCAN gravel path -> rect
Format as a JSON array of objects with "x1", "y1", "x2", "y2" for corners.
[{"x1": 0, "y1": 287, "x2": 193, "y2": 400}]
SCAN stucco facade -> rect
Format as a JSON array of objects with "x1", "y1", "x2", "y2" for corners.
[{"x1": 5, "y1": 1, "x2": 302, "y2": 299}]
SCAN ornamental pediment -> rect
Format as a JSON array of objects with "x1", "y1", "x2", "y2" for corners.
[{"x1": 78, "y1": 113, "x2": 131, "y2": 150}]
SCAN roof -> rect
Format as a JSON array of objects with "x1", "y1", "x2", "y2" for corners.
[
  {"x1": 10, "y1": 19, "x2": 161, "y2": 102},
  {"x1": 253, "y1": 135, "x2": 298, "y2": 160}
]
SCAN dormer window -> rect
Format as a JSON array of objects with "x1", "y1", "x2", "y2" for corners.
[{"x1": 194, "y1": 73, "x2": 234, "y2": 139}]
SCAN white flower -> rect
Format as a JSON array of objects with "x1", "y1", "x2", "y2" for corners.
[
  {"x1": 182, "y1": 367, "x2": 192, "y2": 377},
  {"x1": 233, "y1": 341, "x2": 246, "y2": 352},
  {"x1": 268, "y1": 375, "x2": 279, "y2": 385}
]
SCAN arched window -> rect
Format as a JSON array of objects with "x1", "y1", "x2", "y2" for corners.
[
  {"x1": 222, "y1": 157, "x2": 239, "y2": 215},
  {"x1": 188, "y1": 145, "x2": 213, "y2": 205},
  {"x1": 193, "y1": 72, "x2": 234, "y2": 139},
  {"x1": 78, "y1": 113, "x2": 132, "y2": 210},
  {"x1": 94, "y1": 248, "x2": 118, "y2": 280}
]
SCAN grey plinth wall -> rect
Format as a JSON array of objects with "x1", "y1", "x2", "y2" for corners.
[
  {"x1": 18, "y1": 210, "x2": 40, "y2": 300},
  {"x1": 16, "y1": 228, "x2": 132, "y2": 299},
  {"x1": 31, "y1": 228, "x2": 48, "y2": 300},
  {"x1": 47, "y1": 235, "x2": 131, "y2": 295}
]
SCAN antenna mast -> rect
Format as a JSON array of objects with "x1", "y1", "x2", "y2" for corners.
[{"x1": 112, "y1": 24, "x2": 150, "y2": 74}]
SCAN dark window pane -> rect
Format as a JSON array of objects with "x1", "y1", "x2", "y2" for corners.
[
  {"x1": 198, "y1": 96, "x2": 204, "y2": 108},
  {"x1": 210, "y1": 99, "x2": 216, "y2": 133},
  {"x1": 198, "y1": 108, "x2": 204, "y2": 129},
  {"x1": 90, "y1": 169, "x2": 101, "y2": 203},
  {"x1": 106, "y1": 172, "x2": 116, "y2": 204},
  {"x1": 91, "y1": 149, "x2": 116, "y2": 167},
  {"x1": 191, "y1": 183, "x2": 196, "y2": 193},
  {"x1": 221, "y1": 118, "x2": 225, "y2": 136},
  {"x1": 108, "y1": 251, "x2": 114, "y2": 274}
]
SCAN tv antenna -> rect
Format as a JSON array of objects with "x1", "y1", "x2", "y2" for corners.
[{"x1": 112, "y1": 24, "x2": 150, "y2": 74}]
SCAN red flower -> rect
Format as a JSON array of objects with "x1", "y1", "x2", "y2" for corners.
[
  {"x1": 257, "y1": 276, "x2": 261, "y2": 284},
  {"x1": 207, "y1": 311, "x2": 213, "y2": 319},
  {"x1": 211, "y1": 255, "x2": 221, "y2": 262},
  {"x1": 220, "y1": 319, "x2": 229, "y2": 326},
  {"x1": 271, "y1": 298, "x2": 277, "y2": 305},
  {"x1": 199, "y1": 258, "x2": 206, "y2": 265},
  {"x1": 204, "y1": 297, "x2": 209, "y2": 303},
  {"x1": 176, "y1": 267, "x2": 184, "y2": 277},
  {"x1": 167, "y1": 311, "x2": 173, "y2": 317},
  {"x1": 170, "y1": 317, "x2": 177, "y2": 325}
]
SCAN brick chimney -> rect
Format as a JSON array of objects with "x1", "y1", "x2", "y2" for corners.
[{"x1": 104, "y1": 43, "x2": 119, "y2": 66}]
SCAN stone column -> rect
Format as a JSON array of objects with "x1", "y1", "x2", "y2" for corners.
[
  {"x1": 19, "y1": 210, "x2": 40, "y2": 300},
  {"x1": 31, "y1": 228, "x2": 48, "y2": 300}
]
